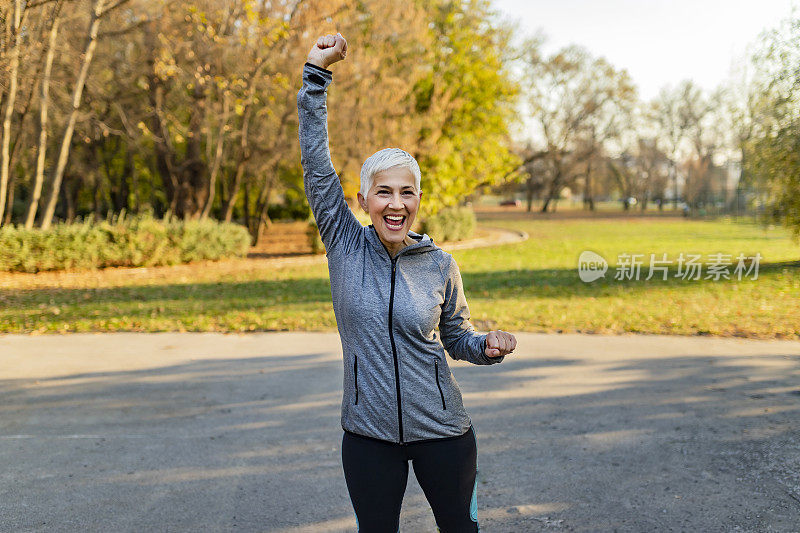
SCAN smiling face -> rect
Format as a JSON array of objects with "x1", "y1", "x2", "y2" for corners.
[{"x1": 357, "y1": 166, "x2": 423, "y2": 256}]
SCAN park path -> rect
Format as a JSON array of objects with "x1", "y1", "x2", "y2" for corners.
[{"x1": 1, "y1": 331, "x2": 799, "y2": 532}]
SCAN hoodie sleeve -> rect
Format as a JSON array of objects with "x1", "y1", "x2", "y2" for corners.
[
  {"x1": 297, "y1": 62, "x2": 362, "y2": 256},
  {"x1": 439, "y1": 255, "x2": 504, "y2": 365}
]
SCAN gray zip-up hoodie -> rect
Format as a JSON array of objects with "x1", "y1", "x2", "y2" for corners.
[{"x1": 297, "y1": 62, "x2": 504, "y2": 444}]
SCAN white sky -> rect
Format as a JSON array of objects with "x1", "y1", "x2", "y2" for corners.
[{"x1": 491, "y1": 0, "x2": 797, "y2": 101}]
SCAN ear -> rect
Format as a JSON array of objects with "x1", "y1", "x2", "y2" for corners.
[{"x1": 357, "y1": 192, "x2": 368, "y2": 212}]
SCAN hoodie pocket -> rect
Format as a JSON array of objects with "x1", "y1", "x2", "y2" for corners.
[
  {"x1": 434, "y1": 360, "x2": 447, "y2": 410},
  {"x1": 354, "y1": 355, "x2": 359, "y2": 405}
]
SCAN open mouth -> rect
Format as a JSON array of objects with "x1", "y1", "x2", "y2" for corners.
[{"x1": 383, "y1": 215, "x2": 406, "y2": 231}]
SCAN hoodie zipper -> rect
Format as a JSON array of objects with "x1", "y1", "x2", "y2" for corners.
[
  {"x1": 354, "y1": 355, "x2": 359, "y2": 405},
  {"x1": 435, "y1": 360, "x2": 447, "y2": 410},
  {"x1": 388, "y1": 255, "x2": 405, "y2": 443},
  {"x1": 372, "y1": 225, "x2": 426, "y2": 445}
]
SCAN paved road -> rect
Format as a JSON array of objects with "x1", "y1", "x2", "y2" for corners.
[{"x1": 1, "y1": 332, "x2": 799, "y2": 532}]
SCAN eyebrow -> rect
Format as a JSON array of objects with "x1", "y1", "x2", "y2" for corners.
[{"x1": 376, "y1": 185, "x2": 415, "y2": 190}]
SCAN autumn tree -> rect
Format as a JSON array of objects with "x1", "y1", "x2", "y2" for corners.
[
  {"x1": 522, "y1": 43, "x2": 636, "y2": 212},
  {"x1": 411, "y1": 0, "x2": 522, "y2": 215},
  {"x1": 0, "y1": 0, "x2": 524, "y2": 231}
]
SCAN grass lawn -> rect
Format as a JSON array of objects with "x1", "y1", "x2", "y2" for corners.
[{"x1": 1, "y1": 215, "x2": 798, "y2": 338}]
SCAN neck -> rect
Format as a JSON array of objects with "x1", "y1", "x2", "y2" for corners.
[{"x1": 382, "y1": 234, "x2": 413, "y2": 258}]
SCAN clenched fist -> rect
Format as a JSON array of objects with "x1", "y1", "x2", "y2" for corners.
[
  {"x1": 485, "y1": 330, "x2": 516, "y2": 358},
  {"x1": 307, "y1": 32, "x2": 348, "y2": 70}
]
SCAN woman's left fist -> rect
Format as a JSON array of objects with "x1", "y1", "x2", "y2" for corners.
[{"x1": 485, "y1": 330, "x2": 516, "y2": 358}]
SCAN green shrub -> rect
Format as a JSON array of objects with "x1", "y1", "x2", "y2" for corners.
[
  {"x1": 419, "y1": 206, "x2": 476, "y2": 243},
  {"x1": 0, "y1": 211, "x2": 251, "y2": 272}
]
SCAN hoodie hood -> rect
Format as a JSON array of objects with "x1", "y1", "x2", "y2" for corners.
[{"x1": 366, "y1": 224, "x2": 438, "y2": 258}]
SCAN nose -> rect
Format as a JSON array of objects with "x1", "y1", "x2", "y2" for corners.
[{"x1": 388, "y1": 193, "x2": 403, "y2": 210}]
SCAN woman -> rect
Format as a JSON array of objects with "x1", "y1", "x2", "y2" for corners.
[{"x1": 297, "y1": 32, "x2": 517, "y2": 533}]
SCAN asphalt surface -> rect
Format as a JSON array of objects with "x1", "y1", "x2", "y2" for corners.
[{"x1": 1, "y1": 331, "x2": 799, "y2": 532}]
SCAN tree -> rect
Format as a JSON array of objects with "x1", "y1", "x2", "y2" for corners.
[
  {"x1": 0, "y1": 0, "x2": 23, "y2": 225},
  {"x1": 25, "y1": 0, "x2": 64, "y2": 228},
  {"x1": 635, "y1": 137, "x2": 670, "y2": 211},
  {"x1": 0, "y1": 0, "x2": 523, "y2": 230},
  {"x1": 744, "y1": 10, "x2": 800, "y2": 238},
  {"x1": 411, "y1": 0, "x2": 522, "y2": 215},
  {"x1": 39, "y1": 0, "x2": 131, "y2": 230},
  {"x1": 653, "y1": 82, "x2": 692, "y2": 210},
  {"x1": 522, "y1": 43, "x2": 636, "y2": 212}
]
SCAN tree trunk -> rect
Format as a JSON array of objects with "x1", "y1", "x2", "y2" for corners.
[
  {"x1": 583, "y1": 159, "x2": 595, "y2": 211},
  {"x1": 119, "y1": 143, "x2": 132, "y2": 212},
  {"x1": 253, "y1": 180, "x2": 274, "y2": 246},
  {"x1": 671, "y1": 160, "x2": 678, "y2": 210},
  {"x1": 6, "y1": 26, "x2": 51, "y2": 226},
  {"x1": 40, "y1": 0, "x2": 108, "y2": 230},
  {"x1": 541, "y1": 169, "x2": 561, "y2": 213},
  {"x1": 224, "y1": 159, "x2": 245, "y2": 223},
  {"x1": 128, "y1": 148, "x2": 139, "y2": 212},
  {"x1": 182, "y1": 84, "x2": 208, "y2": 219},
  {"x1": 3, "y1": 173, "x2": 16, "y2": 225},
  {"x1": 219, "y1": 172, "x2": 228, "y2": 214},
  {"x1": 0, "y1": 0, "x2": 22, "y2": 226},
  {"x1": 25, "y1": 8, "x2": 59, "y2": 228},
  {"x1": 223, "y1": 97, "x2": 253, "y2": 222},
  {"x1": 201, "y1": 90, "x2": 230, "y2": 219},
  {"x1": 243, "y1": 178, "x2": 251, "y2": 232},
  {"x1": 143, "y1": 21, "x2": 179, "y2": 216},
  {"x1": 525, "y1": 176, "x2": 534, "y2": 212},
  {"x1": 26, "y1": 17, "x2": 59, "y2": 227}
]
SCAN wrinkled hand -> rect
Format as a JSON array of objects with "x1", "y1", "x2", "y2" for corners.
[
  {"x1": 485, "y1": 330, "x2": 516, "y2": 358},
  {"x1": 307, "y1": 32, "x2": 347, "y2": 69}
]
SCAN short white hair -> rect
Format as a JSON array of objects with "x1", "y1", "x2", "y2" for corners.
[{"x1": 359, "y1": 148, "x2": 421, "y2": 199}]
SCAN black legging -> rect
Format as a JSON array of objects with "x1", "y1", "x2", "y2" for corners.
[{"x1": 341, "y1": 424, "x2": 480, "y2": 532}]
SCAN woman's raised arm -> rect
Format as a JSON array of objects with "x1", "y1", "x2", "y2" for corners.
[{"x1": 297, "y1": 33, "x2": 361, "y2": 255}]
